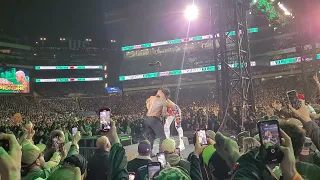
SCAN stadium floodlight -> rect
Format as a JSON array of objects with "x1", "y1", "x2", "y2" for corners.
[
  {"x1": 184, "y1": 4, "x2": 199, "y2": 21},
  {"x1": 278, "y1": 2, "x2": 292, "y2": 16}
]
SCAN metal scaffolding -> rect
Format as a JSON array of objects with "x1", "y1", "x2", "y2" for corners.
[
  {"x1": 212, "y1": 0, "x2": 255, "y2": 132},
  {"x1": 294, "y1": 0, "x2": 318, "y2": 101}
]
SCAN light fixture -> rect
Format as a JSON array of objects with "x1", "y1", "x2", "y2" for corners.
[{"x1": 184, "y1": 4, "x2": 199, "y2": 21}]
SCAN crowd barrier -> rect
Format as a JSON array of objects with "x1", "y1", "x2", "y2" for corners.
[
  {"x1": 79, "y1": 132, "x2": 196, "y2": 160},
  {"x1": 79, "y1": 135, "x2": 132, "y2": 159}
]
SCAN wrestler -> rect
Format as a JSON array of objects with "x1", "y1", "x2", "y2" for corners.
[
  {"x1": 145, "y1": 87, "x2": 170, "y2": 152},
  {"x1": 16, "y1": 71, "x2": 29, "y2": 93},
  {"x1": 164, "y1": 99, "x2": 185, "y2": 150}
]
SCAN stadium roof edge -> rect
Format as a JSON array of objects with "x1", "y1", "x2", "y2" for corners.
[
  {"x1": 4, "y1": 64, "x2": 33, "y2": 69},
  {"x1": 0, "y1": 42, "x2": 31, "y2": 51}
]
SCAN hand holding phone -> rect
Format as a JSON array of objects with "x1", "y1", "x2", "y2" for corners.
[
  {"x1": 197, "y1": 130, "x2": 207, "y2": 145},
  {"x1": 287, "y1": 90, "x2": 301, "y2": 110},
  {"x1": 148, "y1": 162, "x2": 161, "y2": 180},
  {"x1": 258, "y1": 120, "x2": 283, "y2": 164},
  {"x1": 157, "y1": 153, "x2": 166, "y2": 166},
  {"x1": 175, "y1": 148, "x2": 181, "y2": 156},
  {"x1": 0, "y1": 133, "x2": 21, "y2": 180},
  {"x1": 71, "y1": 127, "x2": 78, "y2": 136},
  {"x1": 99, "y1": 108, "x2": 111, "y2": 132}
]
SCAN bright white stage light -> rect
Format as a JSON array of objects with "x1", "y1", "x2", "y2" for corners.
[{"x1": 184, "y1": 4, "x2": 199, "y2": 21}]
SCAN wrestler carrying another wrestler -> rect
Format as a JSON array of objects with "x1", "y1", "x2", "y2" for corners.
[{"x1": 145, "y1": 87, "x2": 170, "y2": 152}]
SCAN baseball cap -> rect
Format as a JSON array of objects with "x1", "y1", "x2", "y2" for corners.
[
  {"x1": 138, "y1": 140, "x2": 152, "y2": 154},
  {"x1": 298, "y1": 94, "x2": 305, "y2": 100},
  {"x1": 206, "y1": 130, "x2": 216, "y2": 140},
  {"x1": 161, "y1": 138, "x2": 176, "y2": 153},
  {"x1": 64, "y1": 154, "x2": 87, "y2": 175},
  {"x1": 22, "y1": 143, "x2": 46, "y2": 166}
]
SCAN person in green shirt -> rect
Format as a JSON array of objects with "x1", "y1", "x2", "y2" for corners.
[
  {"x1": 21, "y1": 132, "x2": 81, "y2": 180},
  {"x1": 21, "y1": 143, "x2": 60, "y2": 180}
]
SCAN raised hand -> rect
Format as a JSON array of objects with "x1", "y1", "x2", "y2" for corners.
[
  {"x1": 288, "y1": 100, "x2": 311, "y2": 122},
  {"x1": 0, "y1": 133, "x2": 22, "y2": 180},
  {"x1": 194, "y1": 135, "x2": 215, "y2": 156},
  {"x1": 279, "y1": 129, "x2": 298, "y2": 180}
]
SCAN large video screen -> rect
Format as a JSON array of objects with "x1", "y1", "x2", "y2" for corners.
[
  {"x1": 0, "y1": 67, "x2": 30, "y2": 93},
  {"x1": 106, "y1": 87, "x2": 121, "y2": 93}
]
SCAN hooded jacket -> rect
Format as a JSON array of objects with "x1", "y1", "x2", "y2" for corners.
[{"x1": 166, "y1": 153, "x2": 191, "y2": 172}]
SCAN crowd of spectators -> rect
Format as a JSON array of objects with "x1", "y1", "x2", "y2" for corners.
[
  {"x1": 1, "y1": 73, "x2": 320, "y2": 179},
  {"x1": 0, "y1": 75, "x2": 318, "y2": 138},
  {"x1": 0, "y1": 91, "x2": 318, "y2": 179}
]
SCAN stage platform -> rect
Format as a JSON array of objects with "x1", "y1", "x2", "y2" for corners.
[{"x1": 124, "y1": 136, "x2": 194, "y2": 161}]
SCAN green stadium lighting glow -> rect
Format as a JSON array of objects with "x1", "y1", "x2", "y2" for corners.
[
  {"x1": 121, "y1": 28, "x2": 259, "y2": 51},
  {"x1": 35, "y1": 66, "x2": 103, "y2": 70},
  {"x1": 35, "y1": 77, "x2": 103, "y2": 83}
]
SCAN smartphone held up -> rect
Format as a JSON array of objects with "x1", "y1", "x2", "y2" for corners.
[
  {"x1": 157, "y1": 152, "x2": 167, "y2": 166},
  {"x1": 71, "y1": 127, "x2": 78, "y2": 136},
  {"x1": 257, "y1": 120, "x2": 283, "y2": 164},
  {"x1": 148, "y1": 162, "x2": 161, "y2": 180},
  {"x1": 99, "y1": 108, "x2": 111, "y2": 132},
  {"x1": 197, "y1": 130, "x2": 207, "y2": 145},
  {"x1": 287, "y1": 90, "x2": 301, "y2": 110}
]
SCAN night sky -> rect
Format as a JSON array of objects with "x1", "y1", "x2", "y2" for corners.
[
  {"x1": 4, "y1": 0, "x2": 310, "y2": 46},
  {"x1": 0, "y1": 0, "x2": 215, "y2": 46},
  {"x1": 0, "y1": 0, "x2": 119, "y2": 42}
]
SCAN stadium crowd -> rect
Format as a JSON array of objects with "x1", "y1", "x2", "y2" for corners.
[{"x1": 1, "y1": 74, "x2": 320, "y2": 179}]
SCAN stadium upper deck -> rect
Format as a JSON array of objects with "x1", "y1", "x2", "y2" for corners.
[{"x1": 119, "y1": 26, "x2": 320, "y2": 90}]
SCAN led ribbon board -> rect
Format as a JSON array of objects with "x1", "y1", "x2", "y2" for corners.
[
  {"x1": 270, "y1": 53, "x2": 320, "y2": 66},
  {"x1": 121, "y1": 28, "x2": 259, "y2": 51},
  {"x1": 119, "y1": 53, "x2": 320, "y2": 82},
  {"x1": 35, "y1": 77, "x2": 103, "y2": 83},
  {"x1": 119, "y1": 62, "x2": 257, "y2": 81},
  {"x1": 35, "y1": 66, "x2": 103, "y2": 70}
]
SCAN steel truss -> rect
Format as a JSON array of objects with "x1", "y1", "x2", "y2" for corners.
[
  {"x1": 212, "y1": 0, "x2": 254, "y2": 132},
  {"x1": 294, "y1": 2, "x2": 318, "y2": 101},
  {"x1": 295, "y1": 33, "x2": 317, "y2": 101}
]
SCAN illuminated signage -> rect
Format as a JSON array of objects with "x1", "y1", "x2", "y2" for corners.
[
  {"x1": 35, "y1": 66, "x2": 103, "y2": 70},
  {"x1": 35, "y1": 77, "x2": 103, "y2": 83},
  {"x1": 122, "y1": 28, "x2": 259, "y2": 51}
]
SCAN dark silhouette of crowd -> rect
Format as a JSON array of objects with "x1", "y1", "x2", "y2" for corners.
[{"x1": 1, "y1": 74, "x2": 320, "y2": 179}]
